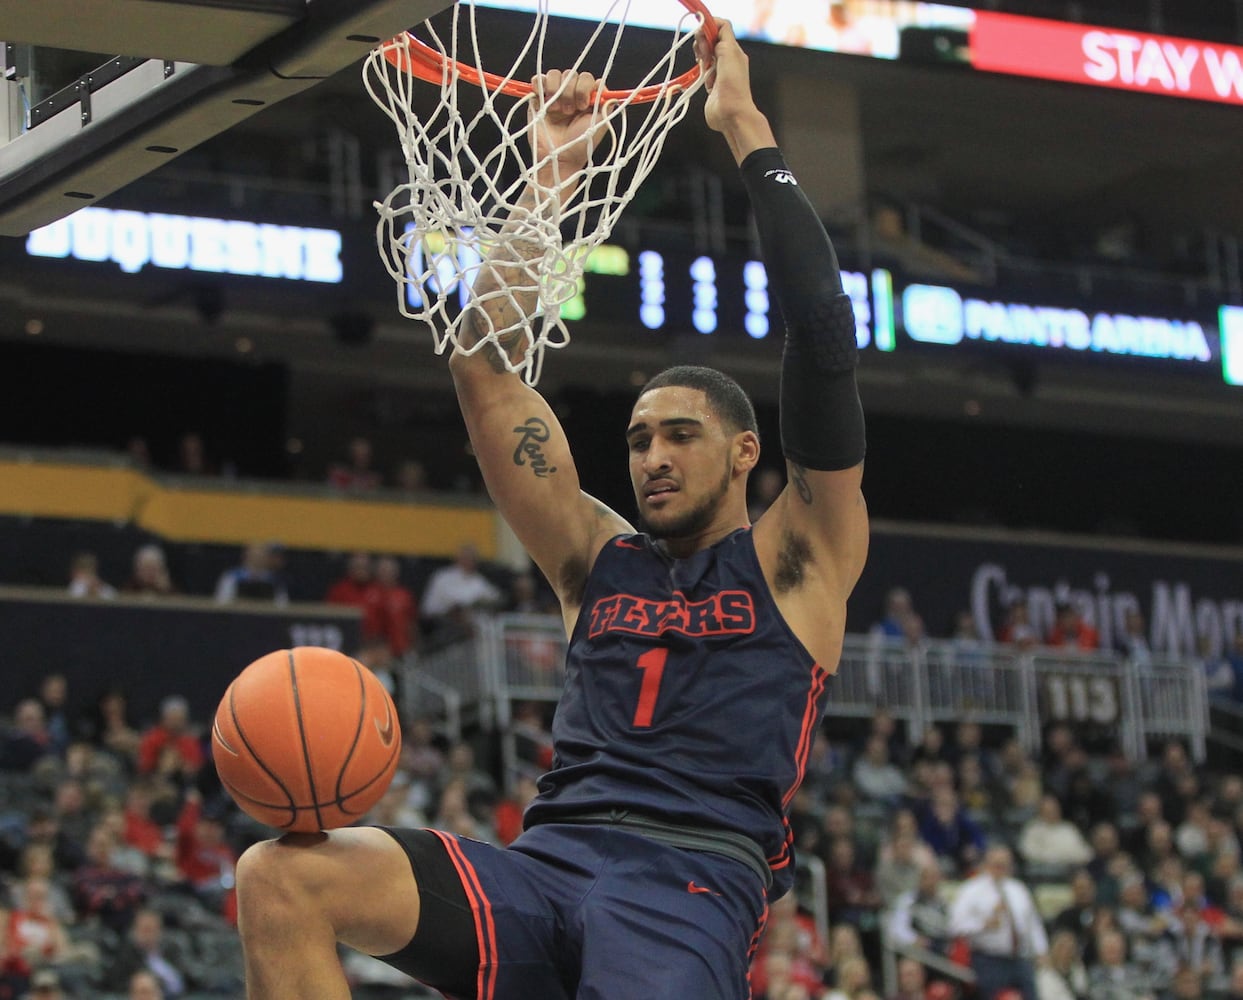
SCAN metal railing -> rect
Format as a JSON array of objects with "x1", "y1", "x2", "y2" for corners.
[{"x1": 400, "y1": 616, "x2": 1212, "y2": 767}]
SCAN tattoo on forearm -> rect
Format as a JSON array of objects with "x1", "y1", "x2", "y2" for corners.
[
  {"x1": 790, "y1": 463, "x2": 813, "y2": 504},
  {"x1": 512, "y1": 417, "x2": 558, "y2": 478}
]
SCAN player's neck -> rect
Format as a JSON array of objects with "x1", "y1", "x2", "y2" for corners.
[{"x1": 653, "y1": 518, "x2": 748, "y2": 560}]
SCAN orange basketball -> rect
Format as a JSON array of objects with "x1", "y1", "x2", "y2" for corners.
[{"x1": 212, "y1": 647, "x2": 401, "y2": 832}]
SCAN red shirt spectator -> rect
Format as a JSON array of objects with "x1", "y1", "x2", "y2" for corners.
[
  {"x1": 137, "y1": 698, "x2": 204, "y2": 777},
  {"x1": 325, "y1": 552, "x2": 385, "y2": 640},
  {"x1": 1047, "y1": 604, "x2": 1100, "y2": 650},
  {"x1": 373, "y1": 556, "x2": 418, "y2": 656},
  {"x1": 176, "y1": 795, "x2": 237, "y2": 923},
  {"x1": 122, "y1": 783, "x2": 166, "y2": 857}
]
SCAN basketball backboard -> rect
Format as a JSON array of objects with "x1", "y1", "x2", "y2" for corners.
[{"x1": 0, "y1": 0, "x2": 453, "y2": 236}]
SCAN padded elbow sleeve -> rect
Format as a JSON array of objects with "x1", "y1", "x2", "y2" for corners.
[{"x1": 741, "y1": 148, "x2": 866, "y2": 471}]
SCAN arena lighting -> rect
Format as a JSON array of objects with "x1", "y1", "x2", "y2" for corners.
[
  {"x1": 1222, "y1": 307, "x2": 1243, "y2": 387},
  {"x1": 902, "y1": 283, "x2": 1215, "y2": 365},
  {"x1": 25, "y1": 207, "x2": 344, "y2": 283}
]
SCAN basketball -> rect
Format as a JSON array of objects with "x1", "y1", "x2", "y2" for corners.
[{"x1": 212, "y1": 647, "x2": 402, "y2": 832}]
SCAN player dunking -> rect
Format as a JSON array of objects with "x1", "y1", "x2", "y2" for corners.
[{"x1": 234, "y1": 20, "x2": 868, "y2": 999}]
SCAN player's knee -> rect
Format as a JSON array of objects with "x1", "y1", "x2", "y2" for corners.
[{"x1": 235, "y1": 835, "x2": 327, "y2": 925}]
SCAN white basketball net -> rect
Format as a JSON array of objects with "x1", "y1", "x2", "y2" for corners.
[{"x1": 364, "y1": 1, "x2": 708, "y2": 384}]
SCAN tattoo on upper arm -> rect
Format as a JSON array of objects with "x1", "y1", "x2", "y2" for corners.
[
  {"x1": 790, "y1": 463, "x2": 813, "y2": 505},
  {"x1": 512, "y1": 417, "x2": 558, "y2": 478}
]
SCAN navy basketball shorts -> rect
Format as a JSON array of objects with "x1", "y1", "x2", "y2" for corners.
[{"x1": 377, "y1": 823, "x2": 770, "y2": 1000}]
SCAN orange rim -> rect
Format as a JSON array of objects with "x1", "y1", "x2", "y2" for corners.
[{"x1": 382, "y1": 0, "x2": 718, "y2": 104}]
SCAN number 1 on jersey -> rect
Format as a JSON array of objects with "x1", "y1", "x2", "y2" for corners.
[{"x1": 632, "y1": 647, "x2": 668, "y2": 727}]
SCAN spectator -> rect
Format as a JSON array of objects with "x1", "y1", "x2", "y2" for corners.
[
  {"x1": 885, "y1": 958, "x2": 928, "y2": 1000},
  {"x1": 8, "y1": 844, "x2": 74, "y2": 926},
  {"x1": 136, "y1": 697, "x2": 203, "y2": 784},
  {"x1": 213, "y1": 542, "x2": 288, "y2": 605},
  {"x1": 887, "y1": 863, "x2": 951, "y2": 955},
  {"x1": 398, "y1": 717, "x2": 445, "y2": 819},
  {"x1": 1114, "y1": 874, "x2": 1167, "y2": 975},
  {"x1": 128, "y1": 968, "x2": 165, "y2": 1000},
  {"x1": 1153, "y1": 741, "x2": 1195, "y2": 828},
  {"x1": 324, "y1": 552, "x2": 385, "y2": 642},
  {"x1": 1049, "y1": 870, "x2": 1102, "y2": 959},
  {"x1": 852, "y1": 734, "x2": 908, "y2": 806},
  {"x1": 1101, "y1": 744, "x2": 1145, "y2": 825},
  {"x1": 123, "y1": 545, "x2": 176, "y2": 598},
  {"x1": 84, "y1": 689, "x2": 142, "y2": 771},
  {"x1": 25, "y1": 969, "x2": 64, "y2": 1000},
  {"x1": 1153, "y1": 899, "x2": 1224, "y2": 986},
  {"x1": 123, "y1": 436, "x2": 152, "y2": 470},
  {"x1": 949, "y1": 720, "x2": 1000, "y2": 783},
  {"x1": 872, "y1": 587, "x2": 925, "y2": 645},
  {"x1": 1175, "y1": 797, "x2": 1214, "y2": 862},
  {"x1": 1046, "y1": 603, "x2": 1099, "y2": 650},
  {"x1": 174, "y1": 795, "x2": 237, "y2": 922},
  {"x1": 437, "y1": 742, "x2": 497, "y2": 802},
  {"x1": 327, "y1": 436, "x2": 382, "y2": 492},
  {"x1": 747, "y1": 466, "x2": 785, "y2": 522},
  {"x1": 1019, "y1": 795, "x2": 1094, "y2": 871},
  {"x1": 1062, "y1": 760, "x2": 1118, "y2": 834},
  {"x1": 394, "y1": 458, "x2": 429, "y2": 496},
  {"x1": 1036, "y1": 928, "x2": 1089, "y2": 1000},
  {"x1": 956, "y1": 755, "x2": 999, "y2": 821},
  {"x1": 5, "y1": 877, "x2": 69, "y2": 981},
  {"x1": 1085, "y1": 928, "x2": 1155, "y2": 1000},
  {"x1": 1224, "y1": 960, "x2": 1243, "y2": 1000},
  {"x1": 998, "y1": 602, "x2": 1038, "y2": 647},
  {"x1": 47, "y1": 780, "x2": 95, "y2": 860},
  {"x1": 102, "y1": 907, "x2": 189, "y2": 996},
  {"x1": 917, "y1": 787, "x2": 986, "y2": 875},
  {"x1": 372, "y1": 555, "x2": 418, "y2": 657},
  {"x1": 1088, "y1": 824, "x2": 1128, "y2": 899},
  {"x1": 1115, "y1": 608, "x2": 1152, "y2": 663},
  {"x1": 1228, "y1": 634, "x2": 1243, "y2": 701},
  {"x1": 875, "y1": 826, "x2": 933, "y2": 909},
  {"x1": 1, "y1": 702, "x2": 54, "y2": 773},
  {"x1": 421, "y1": 543, "x2": 503, "y2": 638},
  {"x1": 173, "y1": 432, "x2": 213, "y2": 476},
  {"x1": 66, "y1": 552, "x2": 117, "y2": 600},
  {"x1": 824, "y1": 955, "x2": 871, "y2": 1000},
  {"x1": 71, "y1": 825, "x2": 147, "y2": 933},
  {"x1": 750, "y1": 892, "x2": 829, "y2": 1000},
  {"x1": 948, "y1": 845, "x2": 1047, "y2": 1000},
  {"x1": 823, "y1": 836, "x2": 881, "y2": 934},
  {"x1": 1122, "y1": 792, "x2": 1165, "y2": 860},
  {"x1": 33, "y1": 677, "x2": 70, "y2": 760},
  {"x1": 1198, "y1": 635, "x2": 1237, "y2": 699},
  {"x1": 20, "y1": 808, "x2": 85, "y2": 875}
]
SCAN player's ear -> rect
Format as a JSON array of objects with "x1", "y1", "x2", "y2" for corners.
[{"x1": 733, "y1": 430, "x2": 760, "y2": 475}]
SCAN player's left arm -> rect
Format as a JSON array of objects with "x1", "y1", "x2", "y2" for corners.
[{"x1": 703, "y1": 22, "x2": 868, "y2": 600}]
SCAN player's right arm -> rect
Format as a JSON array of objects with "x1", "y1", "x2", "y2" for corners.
[{"x1": 448, "y1": 71, "x2": 632, "y2": 627}]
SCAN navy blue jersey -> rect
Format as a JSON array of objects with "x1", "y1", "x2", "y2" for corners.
[{"x1": 524, "y1": 527, "x2": 832, "y2": 899}]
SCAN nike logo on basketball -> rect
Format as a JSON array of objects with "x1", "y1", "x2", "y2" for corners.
[
  {"x1": 374, "y1": 702, "x2": 396, "y2": 746},
  {"x1": 687, "y1": 881, "x2": 720, "y2": 896}
]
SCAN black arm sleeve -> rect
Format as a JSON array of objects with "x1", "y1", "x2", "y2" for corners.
[{"x1": 740, "y1": 147, "x2": 866, "y2": 472}]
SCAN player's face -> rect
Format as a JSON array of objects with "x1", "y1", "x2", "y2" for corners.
[{"x1": 626, "y1": 386, "x2": 736, "y2": 539}]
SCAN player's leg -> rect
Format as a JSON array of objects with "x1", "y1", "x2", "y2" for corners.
[
  {"x1": 574, "y1": 831, "x2": 769, "y2": 1000},
  {"x1": 235, "y1": 827, "x2": 425, "y2": 1000}
]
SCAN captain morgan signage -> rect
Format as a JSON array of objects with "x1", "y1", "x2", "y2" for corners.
[{"x1": 852, "y1": 527, "x2": 1243, "y2": 662}]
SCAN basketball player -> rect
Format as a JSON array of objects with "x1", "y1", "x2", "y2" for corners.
[{"x1": 234, "y1": 20, "x2": 867, "y2": 999}]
